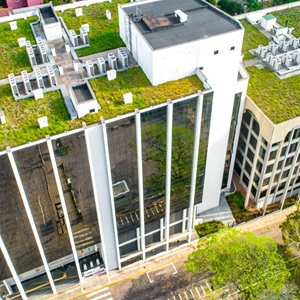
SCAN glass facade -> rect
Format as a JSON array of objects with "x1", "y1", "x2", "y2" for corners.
[
  {"x1": 0, "y1": 154, "x2": 43, "y2": 276},
  {"x1": 195, "y1": 91, "x2": 213, "y2": 204},
  {"x1": 0, "y1": 91, "x2": 217, "y2": 284},
  {"x1": 141, "y1": 106, "x2": 167, "y2": 251},
  {"x1": 106, "y1": 116, "x2": 139, "y2": 257}
]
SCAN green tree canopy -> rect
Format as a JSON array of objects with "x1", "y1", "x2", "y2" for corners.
[
  {"x1": 186, "y1": 229, "x2": 290, "y2": 299},
  {"x1": 280, "y1": 202, "x2": 300, "y2": 252}
]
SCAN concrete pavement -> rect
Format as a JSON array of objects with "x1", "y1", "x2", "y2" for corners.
[{"x1": 38, "y1": 205, "x2": 296, "y2": 300}]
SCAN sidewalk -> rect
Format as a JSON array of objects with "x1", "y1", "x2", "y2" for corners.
[{"x1": 42, "y1": 205, "x2": 296, "y2": 300}]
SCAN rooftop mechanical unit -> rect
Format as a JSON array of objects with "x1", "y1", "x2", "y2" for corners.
[
  {"x1": 80, "y1": 27, "x2": 89, "y2": 45},
  {"x1": 8, "y1": 73, "x2": 19, "y2": 97},
  {"x1": 97, "y1": 57, "x2": 106, "y2": 73},
  {"x1": 46, "y1": 65, "x2": 56, "y2": 86},
  {"x1": 118, "y1": 48, "x2": 128, "y2": 67},
  {"x1": 69, "y1": 30, "x2": 78, "y2": 47},
  {"x1": 108, "y1": 52, "x2": 117, "y2": 70},
  {"x1": 86, "y1": 60, "x2": 95, "y2": 77},
  {"x1": 26, "y1": 41, "x2": 37, "y2": 66},
  {"x1": 34, "y1": 68, "x2": 44, "y2": 89},
  {"x1": 21, "y1": 70, "x2": 32, "y2": 94},
  {"x1": 36, "y1": 37, "x2": 48, "y2": 63}
]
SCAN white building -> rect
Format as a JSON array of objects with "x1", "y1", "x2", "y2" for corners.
[
  {"x1": 39, "y1": 6, "x2": 62, "y2": 40},
  {"x1": 119, "y1": 0, "x2": 249, "y2": 213},
  {"x1": 69, "y1": 82, "x2": 99, "y2": 118}
]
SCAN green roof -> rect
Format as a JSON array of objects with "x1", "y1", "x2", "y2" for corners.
[
  {"x1": 263, "y1": 14, "x2": 276, "y2": 20},
  {"x1": 246, "y1": 67, "x2": 300, "y2": 124}
]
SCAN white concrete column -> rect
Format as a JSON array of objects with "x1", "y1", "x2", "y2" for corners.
[
  {"x1": 45, "y1": 136, "x2": 83, "y2": 282},
  {"x1": 244, "y1": 137, "x2": 261, "y2": 208},
  {"x1": 160, "y1": 218, "x2": 164, "y2": 242},
  {"x1": 280, "y1": 141, "x2": 300, "y2": 210},
  {"x1": 182, "y1": 209, "x2": 187, "y2": 233},
  {"x1": 165, "y1": 100, "x2": 173, "y2": 252},
  {"x1": 7, "y1": 149, "x2": 56, "y2": 294},
  {"x1": 135, "y1": 110, "x2": 146, "y2": 260},
  {"x1": 0, "y1": 235, "x2": 27, "y2": 300},
  {"x1": 187, "y1": 92, "x2": 203, "y2": 243},
  {"x1": 83, "y1": 122, "x2": 109, "y2": 274},
  {"x1": 100, "y1": 119, "x2": 121, "y2": 270},
  {"x1": 136, "y1": 228, "x2": 141, "y2": 251}
]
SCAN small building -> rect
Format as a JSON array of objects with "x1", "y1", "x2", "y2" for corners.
[
  {"x1": 69, "y1": 82, "x2": 99, "y2": 118},
  {"x1": 39, "y1": 6, "x2": 62, "y2": 40},
  {"x1": 261, "y1": 14, "x2": 276, "y2": 31}
]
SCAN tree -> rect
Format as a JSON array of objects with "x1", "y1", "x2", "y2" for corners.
[
  {"x1": 218, "y1": 0, "x2": 244, "y2": 15},
  {"x1": 280, "y1": 202, "x2": 300, "y2": 290},
  {"x1": 185, "y1": 229, "x2": 290, "y2": 299},
  {"x1": 246, "y1": 0, "x2": 263, "y2": 11},
  {"x1": 280, "y1": 201, "x2": 300, "y2": 252}
]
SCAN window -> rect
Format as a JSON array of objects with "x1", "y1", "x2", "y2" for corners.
[
  {"x1": 230, "y1": 46, "x2": 235, "y2": 51},
  {"x1": 285, "y1": 157, "x2": 293, "y2": 167},
  {"x1": 263, "y1": 177, "x2": 270, "y2": 187},
  {"x1": 250, "y1": 134, "x2": 257, "y2": 149},
  {"x1": 214, "y1": 50, "x2": 219, "y2": 55},
  {"x1": 269, "y1": 150, "x2": 277, "y2": 161},
  {"x1": 89, "y1": 109, "x2": 95, "y2": 113}
]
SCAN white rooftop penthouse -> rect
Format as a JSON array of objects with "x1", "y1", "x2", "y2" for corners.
[{"x1": 119, "y1": 0, "x2": 249, "y2": 214}]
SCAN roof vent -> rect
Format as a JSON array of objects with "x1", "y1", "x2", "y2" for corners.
[{"x1": 174, "y1": 10, "x2": 187, "y2": 23}]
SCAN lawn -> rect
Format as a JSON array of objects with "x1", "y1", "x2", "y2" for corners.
[
  {"x1": 0, "y1": 67, "x2": 203, "y2": 149},
  {"x1": 57, "y1": 0, "x2": 129, "y2": 57},
  {"x1": 272, "y1": 7, "x2": 300, "y2": 38},
  {"x1": 0, "y1": 85, "x2": 72, "y2": 150},
  {"x1": 246, "y1": 66, "x2": 300, "y2": 124},
  {"x1": 240, "y1": 19, "x2": 270, "y2": 60},
  {"x1": 0, "y1": 17, "x2": 38, "y2": 79},
  {"x1": 84, "y1": 67, "x2": 203, "y2": 124}
]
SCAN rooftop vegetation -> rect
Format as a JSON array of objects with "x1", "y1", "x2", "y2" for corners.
[
  {"x1": 57, "y1": 0, "x2": 129, "y2": 57},
  {"x1": 0, "y1": 85, "x2": 70, "y2": 150},
  {"x1": 240, "y1": 19, "x2": 270, "y2": 60},
  {"x1": 0, "y1": 67, "x2": 203, "y2": 150},
  {"x1": 272, "y1": 7, "x2": 300, "y2": 38},
  {"x1": 0, "y1": 16, "x2": 38, "y2": 79},
  {"x1": 246, "y1": 66, "x2": 300, "y2": 124}
]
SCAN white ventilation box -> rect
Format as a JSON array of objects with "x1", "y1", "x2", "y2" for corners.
[
  {"x1": 0, "y1": 110, "x2": 6, "y2": 125},
  {"x1": 9, "y1": 21, "x2": 17, "y2": 30},
  {"x1": 174, "y1": 10, "x2": 187, "y2": 23},
  {"x1": 106, "y1": 10, "x2": 112, "y2": 20},
  {"x1": 33, "y1": 89, "x2": 44, "y2": 100},
  {"x1": 38, "y1": 116, "x2": 48, "y2": 128},
  {"x1": 75, "y1": 8, "x2": 83, "y2": 17},
  {"x1": 107, "y1": 69, "x2": 116, "y2": 81},
  {"x1": 18, "y1": 37, "x2": 26, "y2": 47},
  {"x1": 123, "y1": 92, "x2": 133, "y2": 104}
]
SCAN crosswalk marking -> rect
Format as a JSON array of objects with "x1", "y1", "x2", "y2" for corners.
[
  {"x1": 91, "y1": 292, "x2": 111, "y2": 300},
  {"x1": 86, "y1": 287, "x2": 109, "y2": 297}
]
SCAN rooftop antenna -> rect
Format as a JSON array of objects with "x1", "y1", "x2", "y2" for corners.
[{"x1": 133, "y1": 7, "x2": 143, "y2": 22}]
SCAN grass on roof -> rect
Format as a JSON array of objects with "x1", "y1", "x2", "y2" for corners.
[
  {"x1": 81, "y1": 67, "x2": 203, "y2": 124},
  {"x1": 246, "y1": 66, "x2": 300, "y2": 124},
  {"x1": 0, "y1": 67, "x2": 203, "y2": 150},
  {"x1": 0, "y1": 85, "x2": 72, "y2": 150},
  {"x1": 240, "y1": 19, "x2": 270, "y2": 60},
  {"x1": 272, "y1": 7, "x2": 300, "y2": 38},
  {"x1": 57, "y1": 0, "x2": 129, "y2": 57},
  {"x1": 0, "y1": 16, "x2": 38, "y2": 79}
]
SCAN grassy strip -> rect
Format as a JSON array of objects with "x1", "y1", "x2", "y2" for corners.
[
  {"x1": 272, "y1": 7, "x2": 300, "y2": 38},
  {"x1": 246, "y1": 66, "x2": 300, "y2": 124},
  {"x1": 240, "y1": 19, "x2": 270, "y2": 60},
  {"x1": 83, "y1": 67, "x2": 203, "y2": 124},
  {"x1": 0, "y1": 67, "x2": 203, "y2": 149},
  {"x1": 57, "y1": 0, "x2": 129, "y2": 57},
  {"x1": 0, "y1": 17, "x2": 38, "y2": 79},
  {"x1": 0, "y1": 85, "x2": 71, "y2": 150}
]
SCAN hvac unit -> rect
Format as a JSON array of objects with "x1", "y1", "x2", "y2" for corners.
[
  {"x1": 266, "y1": 52, "x2": 272, "y2": 63},
  {"x1": 86, "y1": 60, "x2": 95, "y2": 77},
  {"x1": 293, "y1": 38, "x2": 299, "y2": 49},
  {"x1": 256, "y1": 45, "x2": 263, "y2": 55},
  {"x1": 274, "y1": 59, "x2": 281, "y2": 71},
  {"x1": 282, "y1": 42, "x2": 289, "y2": 52},
  {"x1": 108, "y1": 52, "x2": 117, "y2": 70},
  {"x1": 261, "y1": 48, "x2": 267, "y2": 59},
  {"x1": 8, "y1": 74, "x2": 19, "y2": 96},
  {"x1": 285, "y1": 55, "x2": 292, "y2": 67},
  {"x1": 69, "y1": 30, "x2": 78, "y2": 47},
  {"x1": 80, "y1": 27, "x2": 89, "y2": 45},
  {"x1": 34, "y1": 68, "x2": 44, "y2": 89},
  {"x1": 279, "y1": 40, "x2": 285, "y2": 49},
  {"x1": 21, "y1": 70, "x2": 32, "y2": 94},
  {"x1": 271, "y1": 45, "x2": 278, "y2": 55},
  {"x1": 268, "y1": 42, "x2": 274, "y2": 51},
  {"x1": 46, "y1": 65, "x2": 56, "y2": 86},
  {"x1": 118, "y1": 48, "x2": 128, "y2": 67},
  {"x1": 97, "y1": 57, "x2": 106, "y2": 73}
]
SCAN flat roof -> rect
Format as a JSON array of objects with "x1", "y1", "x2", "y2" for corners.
[
  {"x1": 40, "y1": 6, "x2": 58, "y2": 24},
  {"x1": 72, "y1": 83, "x2": 94, "y2": 104},
  {"x1": 122, "y1": 0, "x2": 242, "y2": 50}
]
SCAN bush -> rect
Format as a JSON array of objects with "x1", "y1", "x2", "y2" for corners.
[
  {"x1": 218, "y1": 0, "x2": 244, "y2": 15},
  {"x1": 194, "y1": 220, "x2": 225, "y2": 238}
]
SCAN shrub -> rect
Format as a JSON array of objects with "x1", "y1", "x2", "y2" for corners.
[{"x1": 194, "y1": 220, "x2": 225, "y2": 238}]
